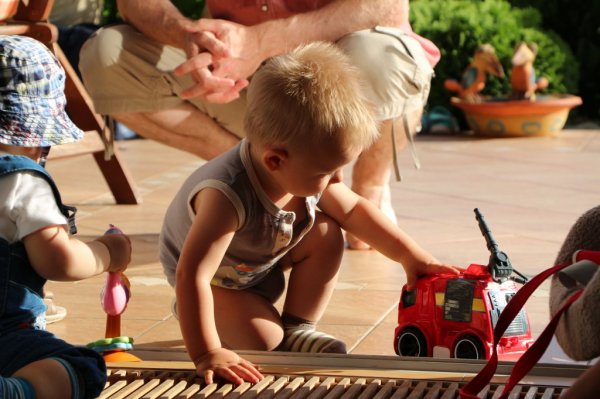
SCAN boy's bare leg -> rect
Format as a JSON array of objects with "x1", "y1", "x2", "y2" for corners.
[
  {"x1": 113, "y1": 102, "x2": 240, "y2": 161},
  {"x1": 283, "y1": 213, "x2": 344, "y2": 321},
  {"x1": 207, "y1": 213, "x2": 345, "y2": 353},
  {"x1": 212, "y1": 287, "x2": 284, "y2": 351},
  {"x1": 198, "y1": 221, "x2": 345, "y2": 353},
  {"x1": 278, "y1": 212, "x2": 347, "y2": 353}
]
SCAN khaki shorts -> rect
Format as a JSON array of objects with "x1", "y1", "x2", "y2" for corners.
[{"x1": 79, "y1": 24, "x2": 434, "y2": 137}]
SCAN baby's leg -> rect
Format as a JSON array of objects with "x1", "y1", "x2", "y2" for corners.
[
  {"x1": 212, "y1": 285, "x2": 284, "y2": 351},
  {"x1": 11, "y1": 358, "x2": 73, "y2": 399},
  {"x1": 0, "y1": 377, "x2": 34, "y2": 399},
  {"x1": 279, "y1": 212, "x2": 347, "y2": 353},
  {"x1": 1, "y1": 328, "x2": 105, "y2": 399}
]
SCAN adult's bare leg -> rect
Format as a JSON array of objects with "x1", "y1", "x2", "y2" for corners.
[
  {"x1": 113, "y1": 102, "x2": 240, "y2": 160},
  {"x1": 348, "y1": 109, "x2": 421, "y2": 250}
]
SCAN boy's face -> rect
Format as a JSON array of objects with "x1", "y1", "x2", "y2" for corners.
[{"x1": 275, "y1": 140, "x2": 359, "y2": 197}]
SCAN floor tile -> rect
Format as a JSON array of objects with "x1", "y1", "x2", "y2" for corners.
[{"x1": 44, "y1": 128, "x2": 599, "y2": 365}]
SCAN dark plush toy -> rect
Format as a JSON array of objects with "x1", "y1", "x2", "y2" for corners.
[{"x1": 550, "y1": 205, "x2": 600, "y2": 361}]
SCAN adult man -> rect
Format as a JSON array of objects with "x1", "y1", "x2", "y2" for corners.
[{"x1": 79, "y1": 0, "x2": 439, "y2": 249}]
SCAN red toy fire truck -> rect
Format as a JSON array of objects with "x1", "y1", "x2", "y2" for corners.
[{"x1": 394, "y1": 209, "x2": 535, "y2": 361}]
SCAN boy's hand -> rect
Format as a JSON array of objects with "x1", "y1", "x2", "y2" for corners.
[
  {"x1": 404, "y1": 252, "x2": 462, "y2": 291},
  {"x1": 94, "y1": 234, "x2": 132, "y2": 273},
  {"x1": 194, "y1": 348, "x2": 263, "y2": 385}
]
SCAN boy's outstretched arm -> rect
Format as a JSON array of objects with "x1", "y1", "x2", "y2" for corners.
[
  {"x1": 176, "y1": 188, "x2": 263, "y2": 385},
  {"x1": 23, "y1": 226, "x2": 131, "y2": 281},
  {"x1": 320, "y1": 183, "x2": 460, "y2": 289}
]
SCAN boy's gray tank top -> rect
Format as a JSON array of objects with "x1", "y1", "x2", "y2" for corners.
[{"x1": 159, "y1": 140, "x2": 318, "y2": 289}]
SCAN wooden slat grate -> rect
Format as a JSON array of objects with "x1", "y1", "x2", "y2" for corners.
[{"x1": 101, "y1": 368, "x2": 567, "y2": 399}]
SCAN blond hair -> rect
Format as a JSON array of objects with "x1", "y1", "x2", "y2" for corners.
[{"x1": 244, "y1": 42, "x2": 379, "y2": 154}]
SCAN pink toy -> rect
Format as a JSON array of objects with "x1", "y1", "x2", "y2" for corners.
[
  {"x1": 101, "y1": 225, "x2": 131, "y2": 316},
  {"x1": 101, "y1": 272, "x2": 130, "y2": 316},
  {"x1": 87, "y1": 225, "x2": 140, "y2": 362}
]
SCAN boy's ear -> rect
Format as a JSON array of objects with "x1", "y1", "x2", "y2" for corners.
[{"x1": 263, "y1": 147, "x2": 288, "y2": 172}]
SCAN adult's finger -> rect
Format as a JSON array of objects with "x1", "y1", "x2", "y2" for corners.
[
  {"x1": 179, "y1": 75, "x2": 237, "y2": 101},
  {"x1": 184, "y1": 38, "x2": 200, "y2": 60},
  {"x1": 195, "y1": 31, "x2": 230, "y2": 59},
  {"x1": 174, "y1": 52, "x2": 214, "y2": 77},
  {"x1": 202, "y1": 79, "x2": 249, "y2": 103}
]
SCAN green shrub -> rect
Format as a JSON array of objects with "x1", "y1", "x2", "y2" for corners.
[
  {"x1": 410, "y1": 0, "x2": 579, "y2": 118},
  {"x1": 102, "y1": 0, "x2": 205, "y2": 25},
  {"x1": 508, "y1": 0, "x2": 599, "y2": 120}
]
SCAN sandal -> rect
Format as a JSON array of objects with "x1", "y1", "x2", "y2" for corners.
[
  {"x1": 43, "y1": 297, "x2": 67, "y2": 324},
  {"x1": 346, "y1": 185, "x2": 398, "y2": 250}
]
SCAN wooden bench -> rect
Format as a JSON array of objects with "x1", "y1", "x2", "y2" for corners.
[{"x1": 100, "y1": 349, "x2": 584, "y2": 398}]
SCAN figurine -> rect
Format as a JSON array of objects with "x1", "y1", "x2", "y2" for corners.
[
  {"x1": 444, "y1": 44, "x2": 505, "y2": 103},
  {"x1": 510, "y1": 42, "x2": 549, "y2": 101}
]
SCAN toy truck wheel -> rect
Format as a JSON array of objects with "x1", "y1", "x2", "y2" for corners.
[
  {"x1": 396, "y1": 327, "x2": 427, "y2": 357},
  {"x1": 453, "y1": 335, "x2": 485, "y2": 359}
]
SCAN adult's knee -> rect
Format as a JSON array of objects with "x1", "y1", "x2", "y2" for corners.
[
  {"x1": 337, "y1": 29, "x2": 433, "y2": 119},
  {"x1": 79, "y1": 24, "x2": 181, "y2": 114},
  {"x1": 80, "y1": 25, "x2": 131, "y2": 76},
  {"x1": 79, "y1": 25, "x2": 132, "y2": 109}
]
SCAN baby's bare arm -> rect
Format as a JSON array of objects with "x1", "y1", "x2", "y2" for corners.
[{"x1": 23, "y1": 225, "x2": 131, "y2": 281}]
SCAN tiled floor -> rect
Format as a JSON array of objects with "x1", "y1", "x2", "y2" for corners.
[{"x1": 45, "y1": 128, "x2": 599, "y2": 362}]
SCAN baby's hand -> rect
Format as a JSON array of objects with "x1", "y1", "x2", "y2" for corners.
[
  {"x1": 94, "y1": 234, "x2": 132, "y2": 273},
  {"x1": 195, "y1": 348, "x2": 263, "y2": 385}
]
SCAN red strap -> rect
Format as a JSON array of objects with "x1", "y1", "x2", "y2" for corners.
[
  {"x1": 498, "y1": 289, "x2": 582, "y2": 397},
  {"x1": 459, "y1": 262, "x2": 583, "y2": 398},
  {"x1": 575, "y1": 250, "x2": 600, "y2": 264}
]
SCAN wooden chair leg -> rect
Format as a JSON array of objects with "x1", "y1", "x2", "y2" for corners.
[{"x1": 53, "y1": 44, "x2": 141, "y2": 204}]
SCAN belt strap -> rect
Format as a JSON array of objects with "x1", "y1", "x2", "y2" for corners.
[
  {"x1": 103, "y1": 115, "x2": 116, "y2": 160},
  {"x1": 459, "y1": 261, "x2": 586, "y2": 398},
  {"x1": 391, "y1": 114, "x2": 421, "y2": 182}
]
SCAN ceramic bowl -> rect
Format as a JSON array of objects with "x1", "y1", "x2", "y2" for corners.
[{"x1": 451, "y1": 94, "x2": 582, "y2": 137}]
